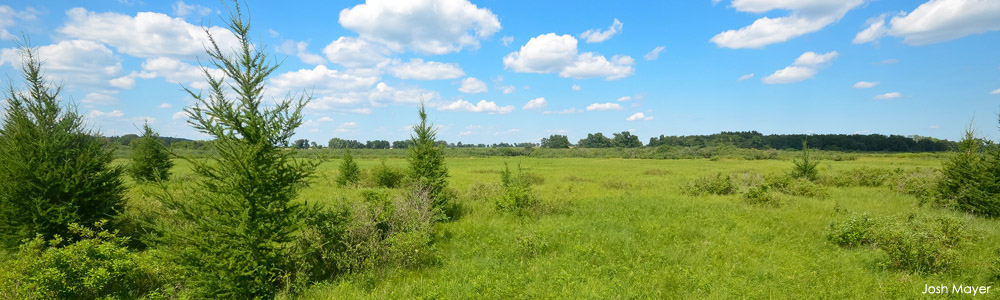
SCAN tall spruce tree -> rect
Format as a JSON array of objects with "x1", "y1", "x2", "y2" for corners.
[
  {"x1": 127, "y1": 122, "x2": 173, "y2": 183},
  {"x1": 0, "y1": 45, "x2": 124, "y2": 249},
  {"x1": 407, "y1": 103, "x2": 452, "y2": 220},
  {"x1": 157, "y1": 4, "x2": 315, "y2": 298},
  {"x1": 336, "y1": 147, "x2": 359, "y2": 186}
]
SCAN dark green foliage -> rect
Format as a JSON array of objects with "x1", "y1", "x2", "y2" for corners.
[
  {"x1": 828, "y1": 213, "x2": 970, "y2": 274},
  {"x1": 683, "y1": 173, "x2": 736, "y2": 195},
  {"x1": 790, "y1": 140, "x2": 819, "y2": 181},
  {"x1": 328, "y1": 137, "x2": 364, "y2": 149},
  {"x1": 407, "y1": 103, "x2": 452, "y2": 220},
  {"x1": 496, "y1": 162, "x2": 538, "y2": 213},
  {"x1": 128, "y1": 122, "x2": 173, "y2": 183},
  {"x1": 742, "y1": 185, "x2": 780, "y2": 206},
  {"x1": 156, "y1": 5, "x2": 320, "y2": 298},
  {"x1": 576, "y1": 133, "x2": 613, "y2": 148},
  {"x1": 0, "y1": 221, "x2": 168, "y2": 299},
  {"x1": 540, "y1": 134, "x2": 571, "y2": 148},
  {"x1": 936, "y1": 127, "x2": 1000, "y2": 217},
  {"x1": 373, "y1": 158, "x2": 404, "y2": 188},
  {"x1": 366, "y1": 140, "x2": 390, "y2": 149},
  {"x1": 647, "y1": 131, "x2": 953, "y2": 152},
  {"x1": 337, "y1": 148, "x2": 360, "y2": 186},
  {"x1": 0, "y1": 45, "x2": 124, "y2": 249},
  {"x1": 612, "y1": 131, "x2": 642, "y2": 148},
  {"x1": 827, "y1": 213, "x2": 883, "y2": 247},
  {"x1": 293, "y1": 138, "x2": 310, "y2": 149}
]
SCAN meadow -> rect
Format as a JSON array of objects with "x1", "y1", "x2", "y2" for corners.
[{"x1": 117, "y1": 153, "x2": 998, "y2": 299}]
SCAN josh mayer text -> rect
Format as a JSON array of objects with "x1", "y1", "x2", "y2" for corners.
[{"x1": 923, "y1": 284, "x2": 991, "y2": 296}]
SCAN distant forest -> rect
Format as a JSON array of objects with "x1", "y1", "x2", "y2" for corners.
[{"x1": 104, "y1": 130, "x2": 955, "y2": 152}]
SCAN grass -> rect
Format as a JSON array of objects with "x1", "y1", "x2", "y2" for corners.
[{"x1": 116, "y1": 154, "x2": 998, "y2": 299}]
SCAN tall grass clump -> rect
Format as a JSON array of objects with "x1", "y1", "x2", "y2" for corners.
[
  {"x1": 827, "y1": 212, "x2": 970, "y2": 274},
  {"x1": 0, "y1": 45, "x2": 124, "y2": 249},
  {"x1": 683, "y1": 173, "x2": 736, "y2": 196},
  {"x1": 407, "y1": 103, "x2": 454, "y2": 220},
  {"x1": 128, "y1": 122, "x2": 173, "y2": 183},
  {"x1": 495, "y1": 162, "x2": 538, "y2": 213},
  {"x1": 936, "y1": 126, "x2": 1000, "y2": 217},
  {"x1": 372, "y1": 158, "x2": 404, "y2": 188},
  {"x1": 155, "y1": 4, "x2": 322, "y2": 298},
  {"x1": 790, "y1": 140, "x2": 819, "y2": 181},
  {"x1": 337, "y1": 147, "x2": 360, "y2": 186}
]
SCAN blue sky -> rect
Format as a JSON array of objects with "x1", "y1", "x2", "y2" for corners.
[{"x1": 1, "y1": 0, "x2": 999, "y2": 144}]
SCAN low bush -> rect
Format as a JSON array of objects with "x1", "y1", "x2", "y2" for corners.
[
  {"x1": 337, "y1": 186, "x2": 438, "y2": 273},
  {"x1": 496, "y1": 162, "x2": 539, "y2": 213},
  {"x1": 790, "y1": 141, "x2": 819, "y2": 181},
  {"x1": 821, "y1": 167, "x2": 897, "y2": 187},
  {"x1": 826, "y1": 213, "x2": 883, "y2": 247},
  {"x1": 0, "y1": 221, "x2": 170, "y2": 299},
  {"x1": 765, "y1": 174, "x2": 828, "y2": 198},
  {"x1": 372, "y1": 158, "x2": 404, "y2": 188},
  {"x1": 888, "y1": 168, "x2": 941, "y2": 202},
  {"x1": 683, "y1": 172, "x2": 736, "y2": 196},
  {"x1": 464, "y1": 182, "x2": 502, "y2": 202},
  {"x1": 742, "y1": 185, "x2": 781, "y2": 206},
  {"x1": 337, "y1": 148, "x2": 361, "y2": 186},
  {"x1": 827, "y1": 213, "x2": 971, "y2": 274}
]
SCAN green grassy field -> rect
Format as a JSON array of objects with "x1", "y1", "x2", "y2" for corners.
[{"x1": 121, "y1": 154, "x2": 998, "y2": 299}]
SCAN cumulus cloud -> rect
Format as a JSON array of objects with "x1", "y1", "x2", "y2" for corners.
[
  {"x1": 172, "y1": 111, "x2": 188, "y2": 120},
  {"x1": 617, "y1": 96, "x2": 632, "y2": 102},
  {"x1": 644, "y1": 46, "x2": 665, "y2": 61},
  {"x1": 586, "y1": 102, "x2": 622, "y2": 111},
  {"x1": 0, "y1": 40, "x2": 124, "y2": 90},
  {"x1": 763, "y1": 51, "x2": 838, "y2": 84},
  {"x1": 626, "y1": 112, "x2": 653, "y2": 121},
  {"x1": 990, "y1": 88, "x2": 1000, "y2": 95},
  {"x1": 853, "y1": 81, "x2": 879, "y2": 88},
  {"x1": 503, "y1": 33, "x2": 634, "y2": 80},
  {"x1": 572, "y1": 84, "x2": 581, "y2": 91},
  {"x1": 276, "y1": 40, "x2": 326, "y2": 65},
  {"x1": 0, "y1": 5, "x2": 38, "y2": 41},
  {"x1": 339, "y1": 0, "x2": 501, "y2": 54},
  {"x1": 542, "y1": 108, "x2": 581, "y2": 115},
  {"x1": 438, "y1": 99, "x2": 514, "y2": 114},
  {"x1": 139, "y1": 57, "x2": 223, "y2": 89},
  {"x1": 157, "y1": 103, "x2": 173, "y2": 109},
  {"x1": 266, "y1": 65, "x2": 381, "y2": 109},
  {"x1": 500, "y1": 86, "x2": 516, "y2": 94},
  {"x1": 88, "y1": 109, "x2": 124, "y2": 118},
  {"x1": 389, "y1": 58, "x2": 465, "y2": 80},
  {"x1": 856, "y1": 0, "x2": 1000, "y2": 45},
  {"x1": 82, "y1": 93, "x2": 118, "y2": 106},
  {"x1": 501, "y1": 36, "x2": 513, "y2": 47},
  {"x1": 523, "y1": 97, "x2": 547, "y2": 110},
  {"x1": 173, "y1": 1, "x2": 213, "y2": 17},
  {"x1": 853, "y1": 14, "x2": 889, "y2": 44},
  {"x1": 581, "y1": 18, "x2": 622, "y2": 43},
  {"x1": 458, "y1": 77, "x2": 487, "y2": 93},
  {"x1": 711, "y1": 0, "x2": 865, "y2": 49},
  {"x1": 322, "y1": 36, "x2": 391, "y2": 68},
  {"x1": 738, "y1": 73, "x2": 755, "y2": 81},
  {"x1": 368, "y1": 82, "x2": 440, "y2": 107},
  {"x1": 875, "y1": 92, "x2": 902, "y2": 100},
  {"x1": 57, "y1": 8, "x2": 239, "y2": 60}
]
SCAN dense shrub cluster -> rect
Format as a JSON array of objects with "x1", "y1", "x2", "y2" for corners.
[
  {"x1": 337, "y1": 148, "x2": 361, "y2": 186},
  {"x1": 683, "y1": 173, "x2": 737, "y2": 196},
  {"x1": 372, "y1": 159, "x2": 405, "y2": 188},
  {"x1": 936, "y1": 128, "x2": 1000, "y2": 217},
  {"x1": 496, "y1": 162, "x2": 539, "y2": 213},
  {"x1": 827, "y1": 213, "x2": 971, "y2": 273},
  {"x1": 128, "y1": 123, "x2": 173, "y2": 183}
]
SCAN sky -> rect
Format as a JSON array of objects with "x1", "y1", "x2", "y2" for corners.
[{"x1": 0, "y1": 0, "x2": 999, "y2": 144}]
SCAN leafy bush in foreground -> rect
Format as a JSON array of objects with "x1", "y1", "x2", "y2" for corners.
[
  {"x1": 936, "y1": 127, "x2": 1000, "y2": 217},
  {"x1": 128, "y1": 122, "x2": 173, "y2": 183},
  {"x1": 828, "y1": 213, "x2": 970, "y2": 274},
  {"x1": 0, "y1": 45, "x2": 124, "y2": 249}
]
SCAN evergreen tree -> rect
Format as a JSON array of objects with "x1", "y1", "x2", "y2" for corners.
[
  {"x1": 937, "y1": 126, "x2": 999, "y2": 217},
  {"x1": 0, "y1": 45, "x2": 124, "y2": 249},
  {"x1": 157, "y1": 4, "x2": 316, "y2": 297},
  {"x1": 127, "y1": 122, "x2": 173, "y2": 183},
  {"x1": 407, "y1": 103, "x2": 452, "y2": 219},
  {"x1": 336, "y1": 147, "x2": 360, "y2": 186},
  {"x1": 790, "y1": 140, "x2": 819, "y2": 181}
]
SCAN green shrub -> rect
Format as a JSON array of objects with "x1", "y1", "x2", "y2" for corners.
[
  {"x1": 337, "y1": 147, "x2": 361, "y2": 186},
  {"x1": 780, "y1": 178, "x2": 829, "y2": 198},
  {"x1": 0, "y1": 45, "x2": 124, "y2": 249},
  {"x1": 888, "y1": 168, "x2": 941, "y2": 202},
  {"x1": 936, "y1": 127, "x2": 1000, "y2": 217},
  {"x1": 822, "y1": 167, "x2": 895, "y2": 187},
  {"x1": 742, "y1": 185, "x2": 781, "y2": 206},
  {"x1": 790, "y1": 141, "x2": 819, "y2": 181},
  {"x1": 338, "y1": 186, "x2": 437, "y2": 273},
  {"x1": 407, "y1": 104, "x2": 453, "y2": 221},
  {"x1": 496, "y1": 162, "x2": 539, "y2": 213},
  {"x1": 372, "y1": 158, "x2": 404, "y2": 188},
  {"x1": 828, "y1": 213, "x2": 970, "y2": 274},
  {"x1": 128, "y1": 122, "x2": 174, "y2": 183},
  {"x1": 683, "y1": 172, "x2": 736, "y2": 195},
  {"x1": 0, "y1": 221, "x2": 168, "y2": 299},
  {"x1": 826, "y1": 213, "x2": 882, "y2": 247}
]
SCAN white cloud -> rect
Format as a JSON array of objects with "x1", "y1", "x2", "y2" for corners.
[
  {"x1": 644, "y1": 46, "x2": 665, "y2": 61},
  {"x1": 542, "y1": 108, "x2": 581, "y2": 114},
  {"x1": 572, "y1": 84, "x2": 581, "y2": 91},
  {"x1": 336, "y1": 122, "x2": 358, "y2": 133},
  {"x1": 267, "y1": 65, "x2": 381, "y2": 109},
  {"x1": 140, "y1": 57, "x2": 223, "y2": 89},
  {"x1": 157, "y1": 103, "x2": 173, "y2": 109},
  {"x1": 458, "y1": 77, "x2": 488, "y2": 93},
  {"x1": 172, "y1": 111, "x2": 188, "y2": 120},
  {"x1": 853, "y1": 14, "x2": 889, "y2": 44},
  {"x1": 503, "y1": 33, "x2": 634, "y2": 80},
  {"x1": 459, "y1": 131, "x2": 472, "y2": 136},
  {"x1": 874, "y1": 92, "x2": 902, "y2": 100},
  {"x1": 501, "y1": 36, "x2": 514, "y2": 47},
  {"x1": 853, "y1": 81, "x2": 879, "y2": 89},
  {"x1": 339, "y1": 0, "x2": 501, "y2": 55},
  {"x1": 318, "y1": 116, "x2": 334, "y2": 122},
  {"x1": 496, "y1": 128, "x2": 520, "y2": 135},
  {"x1": 173, "y1": 1, "x2": 212, "y2": 17},
  {"x1": 276, "y1": 40, "x2": 326, "y2": 65},
  {"x1": 0, "y1": 40, "x2": 123, "y2": 90},
  {"x1": 58, "y1": 8, "x2": 239, "y2": 60},
  {"x1": 586, "y1": 102, "x2": 622, "y2": 111},
  {"x1": 523, "y1": 97, "x2": 547, "y2": 110},
  {"x1": 763, "y1": 51, "x2": 838, "y2": 84},
  {"x1": 88, "y1": 109, "x2": 124, "y2": 118},
  {"x1": 989, "y1": 88, "x2": 1000, "y2": 95},
  {"x1": 581, "y1": 18, "x2": 622, "y2": 43},
  {"x1": 82, "y1": 93, "x2": 118, "y2": 106},
  {"x1": 500, "y1": 86, "x2": 516, "y2": 94},
  {"x1": 626, "y1": 112, "x2": 653, "y2": 121},
  {"x1": 322, "y1": 36, "x2": 390, "y2": 68},
  {"x1": 439, "y1": 99, "x2": 514, "y2": 114},
  {"x1": 738, "y1": 73, "x2": 755, "y2": 81},
  {"x1": 389, "y1": 58, "x2": 464, "y2": 80},
  {"x1": 711, "y1": 0, "x2": 865, "y2": 49},
  {"x1": 369, "y1": 82, "x2": 440, "y2": 107},
  {"x1": 858, "y1": 0, "x2": 1000, "y2": 46},
  {"x1": 0, "y1": 5, "x2": 38, "y2": 41},
  {"x1": 109, "y1": 75, "x2": 136, "y2": 89},
  {"x1": 617, "y1": 96, "x2": 632, "y2": 102}
]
